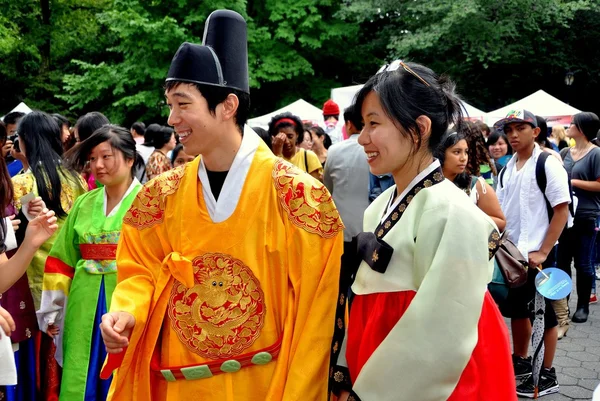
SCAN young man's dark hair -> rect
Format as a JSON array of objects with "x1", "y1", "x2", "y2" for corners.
[
  {"x1": 252, "y1": 127, "x2": 271, "y2": 149},
  {"x1": 131, "y1": 122, "x2": 146, "y2": 137},
  {"x1": 3, "y1": 112, "x2": 25, "y2": 127},
  {"x1": 164, "y1": 81, "x2": 250, "y2": 133},
  {"x1": 344, "y1": 105, "x2": 364, "y2": 131},
  {"x1": 535, "y1": 115, "x2": 553, "y2": 148}
]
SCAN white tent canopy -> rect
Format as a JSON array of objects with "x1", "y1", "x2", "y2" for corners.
[
  {"x1": 248, "y1": 99, "x2": 323, "y2": 129},
  {"x1": 461, "y1": 102, "x2": 486, "y2": 120},
  {"x1": 1, "y1": 102, "x2": 32, "y2": 121},
  {"x1": 486, "y1": 90, "x2": 581, "y2": 125},
  {"x1": 331, "y1": 84, "x2": 486, "y2": 121}
]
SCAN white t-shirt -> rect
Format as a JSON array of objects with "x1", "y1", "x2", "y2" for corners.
[{"x1": 497, "y1": 145, "x2": 571, "y2": 256}]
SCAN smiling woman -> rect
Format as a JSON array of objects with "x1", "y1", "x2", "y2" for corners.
[
  {"x1": 37, "y1": 125, "x2": 143, "y2": 401},
  {"x1": 332, "y1": 61, "x2": 515, "y2": 401}
]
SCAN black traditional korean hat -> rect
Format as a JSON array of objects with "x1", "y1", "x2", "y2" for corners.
[{"x1": 166, "y1": 10, "x2": 249, "y2": 94}]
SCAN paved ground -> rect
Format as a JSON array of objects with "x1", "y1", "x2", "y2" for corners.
[{"x1": 514, "y1": 291, "x2": 600, "y2": 400}]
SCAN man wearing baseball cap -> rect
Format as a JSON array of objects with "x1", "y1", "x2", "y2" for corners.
[
  {"x1": 494, "y1": 109, "x2": 571, "y2": 398},
  {"x1": 100, "y1": 9, "x2": 343, "y2": 400}
]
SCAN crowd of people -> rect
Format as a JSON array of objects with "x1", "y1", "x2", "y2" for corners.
[{"x1": 1, "y1": 8, "x2": 599, "y2": 401}]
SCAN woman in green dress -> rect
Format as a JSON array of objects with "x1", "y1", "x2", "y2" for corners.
[{"x1": 37, "y1": 125, "x2": 143, "y2": 401}]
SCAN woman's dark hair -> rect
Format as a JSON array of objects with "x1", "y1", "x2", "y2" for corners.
[
  {"x1": 252, "y1": 127, "x2": 272, "y2": 150},
  {"x1": 535, "y1": 115, "x2": 553, "y2": 148},
  {"x1": 0, "y1": 122, "x2": 11, "y2": 252},
  {"x1": 143, "y1": 123, "x2": 163, "y2": 146},
  {"x1": 0, "y1": 121, "x2": 13, "y2": 213},
  {"x1": 434, "y1": 130, "x2": 471, "y2": 192},
  {"x1": 75, "y1": 112, "x2": 110, "y2": 142},
  {"x1": 474, "y1": 120, "x2": 490, "y2": 137},
  {"x1": 164, "y1": 81, "x2": 250, "y2": 133},
  {"x1": 463, "y1": 121, "x2": 497, "y2": 176},
  {"x1": 309, "y1": 126, "x2": 332, "y2": 149},
  {"x1": 573, "y1": 112, "x2": 600, "y2": 142},
  {"x1": 268, "y1": 112, "x2": 304, "y2": 145},
  {"x1": 487, "y1": 131, "x2": 513, "y2": 155},
  {"x1": 171, "y1": 144, "x2": 184, "y2": 165},
  {"x1": 152, "y1": 126, "x2": 174, "y2": 149},
  {"x1": 51, "y1": 113, "x2": 70, "y2": 130},
  {"x1": 353, "y1": 61, "x2": 463, "y2": 154},
  {"x1": 0, "y1": 120, "x2": 6, "y2": 146},
  {"x1": 18, "y1": 111, "x2": 84, "y2": 218},
  {"x1": 70, "y1": 125, "x2": 144, "y2": 178}
]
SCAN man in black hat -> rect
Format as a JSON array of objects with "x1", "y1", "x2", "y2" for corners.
[{"x1": 100, "y1": 10, "x2": 343, "y2": 400}]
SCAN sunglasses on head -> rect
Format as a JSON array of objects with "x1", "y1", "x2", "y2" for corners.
[{"x1": 377, "y1": 60, "x2": 431, "y2": 87}]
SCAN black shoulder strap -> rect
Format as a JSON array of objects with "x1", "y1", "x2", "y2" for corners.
[
  {"x1": 498, "y1": 166, "x2": 506, "y2": 188},
  {"x1": 304, "y1": 149, "x2": 308, "y2": 172},
  {"x1": 535, "y1": 152, "x2": 554, "y2": 220},
  {"x1": 536, "y1": 151, "x2": 575, "y2": 220},
  {"x1": 536, "y1": 151, "x2": 551, "y2": 193}
]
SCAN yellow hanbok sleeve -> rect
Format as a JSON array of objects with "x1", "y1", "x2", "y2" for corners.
[{"x1": 272, "y1": 161, "x2": 344, "y2": 399}]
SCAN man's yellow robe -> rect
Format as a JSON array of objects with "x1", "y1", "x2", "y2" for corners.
[{"x1": 104, "y1": 138, "x2": 344, "y2": 400}]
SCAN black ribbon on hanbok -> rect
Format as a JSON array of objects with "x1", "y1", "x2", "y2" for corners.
[{"x1": 353, "y1": 232, "x2": 394, "y2": 274}]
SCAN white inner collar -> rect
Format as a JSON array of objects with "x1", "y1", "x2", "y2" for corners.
[
  {"x1": 103, "y1": 178, "x2": 140, "y2": 218},
  {"x1": 197, "y1": 126, "x2": 260, "y2": 223}
]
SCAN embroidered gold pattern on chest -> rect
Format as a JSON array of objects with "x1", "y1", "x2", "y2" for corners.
[{"x1": 168, "y1": 253, "x2": 266, "y2": 359}]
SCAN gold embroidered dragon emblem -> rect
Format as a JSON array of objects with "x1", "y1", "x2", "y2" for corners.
[{"x1": 168, "y1": 253, "x2": 265, "y2": 359}]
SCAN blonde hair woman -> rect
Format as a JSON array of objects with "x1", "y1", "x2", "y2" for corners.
[{"x1": 551, "y1": 125, "x2": 569, "y2": 150}]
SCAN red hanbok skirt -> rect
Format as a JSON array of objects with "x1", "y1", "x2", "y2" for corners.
[{"x1": 347, "y1": 290, "x2": 517, "y2": 400}]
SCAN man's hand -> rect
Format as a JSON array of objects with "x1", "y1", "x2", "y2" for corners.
[
  {"x1": 2, "y1": 140, "x2": 13, "y2": 158},
  {"x1": 271, "y1": 132, "x2": 286, "y2": 156},
  {"x1": 528, "y1": 250, "x2": 548, "y2": 269},
  {"x1": 100, "y1": 312, "x2": 136, "y2": 354}
]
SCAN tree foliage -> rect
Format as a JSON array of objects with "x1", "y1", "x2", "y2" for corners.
[{"x1": 1, "y1": 0, "x2": 600, "y2": 125}]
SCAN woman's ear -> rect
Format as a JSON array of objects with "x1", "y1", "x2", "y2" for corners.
[{"x1": 415, "y1": 115, "x2": 432, "y2": 144}]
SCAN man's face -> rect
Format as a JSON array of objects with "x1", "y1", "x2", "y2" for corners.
[
  {"x1": 6, "y1": 123, "x2": 18, "y2": 137},
  {"x1": 504, "y1": 122, "x2": 539, "y2": 153},
  {"x1": 166, "y1": 83, "x2": 219, "y2": 157}
]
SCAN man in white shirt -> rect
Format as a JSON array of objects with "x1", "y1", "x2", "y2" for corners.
[
  {"x1": 130, "y1": 122, "x2": 146, "y2": 145},
  {"x1": 495, "y1": 109, "x2": 570, "y2": 398}
]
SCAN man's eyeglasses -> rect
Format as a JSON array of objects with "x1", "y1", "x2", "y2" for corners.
[{"x1": 377, "y1": 60, "x2": 431, "y2": 87}]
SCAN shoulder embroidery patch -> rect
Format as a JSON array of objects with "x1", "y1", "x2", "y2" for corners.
[
  {"x1": 272, "y1": 159, "x2": 343, "y2": 238},
  {"x1": 123, "y1": 166, "x2": 186, "y2": 230}
]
